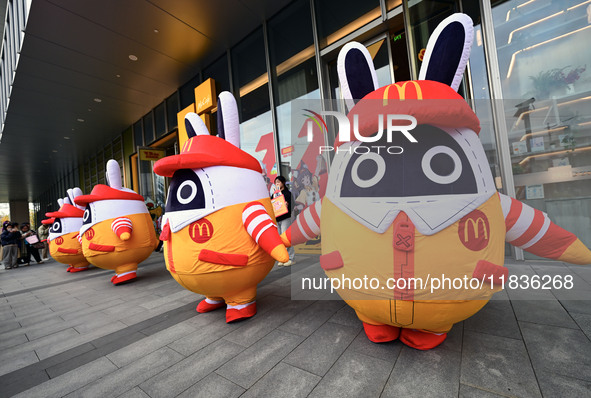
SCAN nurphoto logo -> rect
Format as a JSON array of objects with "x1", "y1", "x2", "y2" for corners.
[{"x1": 303, "y1": 109, "x2": 418, "y2": 154}]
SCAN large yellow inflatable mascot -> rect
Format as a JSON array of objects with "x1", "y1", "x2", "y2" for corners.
[
  {"x1": 75, "y1": 159, "x2": 157, "y2": 285},
  {"x1": 153, "y1": 91, "x2": 289, "y2": 323},
  {"x1": 282, "y1": 13, "x2": 591, "y2": 350},
  {"x1": 45, "y1": 188, "x2": 91, "y2": 272}
]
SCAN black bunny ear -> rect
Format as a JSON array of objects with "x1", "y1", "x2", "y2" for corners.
[
  {"x1": 216, "y1": 91, "x2": 240, "y2": 147},
  {"x1": 337, "y1": 42, "x2": 378, "y2": 111},
  {"x1": 418, "y1": 13, "x2": 474, "y2": 92}
]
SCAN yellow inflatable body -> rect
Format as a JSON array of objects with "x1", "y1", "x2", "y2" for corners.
[
  {"x1": 282, "y1": 13, "x2": 591, "y2": 350},
  {"x1": 45, "y1": 188, "x2": 90, "y2": 272},
  {"x1": 75, "y1": 159, "x2": 157, "y2": 285},
  {"x1": 154, "y1": 92, "x2": 288, "y2": 322}
]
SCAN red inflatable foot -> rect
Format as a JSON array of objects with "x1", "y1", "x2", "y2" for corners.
[
  {"x1": 66, "y1": 266, "x2": 73, "y2": 272},
  {"x1": 226, "y1": 303, "x2": 257, "y2": 323},
  {"x1": 112, "y1": 272, "x2": 137, "y2": 285},
  {"x1": 69, "y1": 267, "x2": 90, "y2": 273},
  {"x1": 362, "y1": 322, "x2": 401, "y2": 343},
  {"x1": 399, "y1": 329, "x2": 447, "y2": 350},
  {"x1": 196, "y1": 299, "x2": 225, "y2": 313},
  {"x1": 110, "y1": 275, "x2": 117, "y2": 282}
]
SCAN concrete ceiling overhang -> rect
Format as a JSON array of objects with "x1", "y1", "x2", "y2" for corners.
[{"x1": 0, "y1": 0, "x2": 290, "y2": 202}]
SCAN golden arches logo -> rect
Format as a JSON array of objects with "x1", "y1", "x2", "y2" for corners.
[
  {"x1": 458, "y1": 210, "x2": 490, "y2": 252},
  {"x1": 463, "y1": 218, "x2": 488, "y2": 241},
  {"x1": 189, "y1": 218, "x2": 214, "y2": 243},
  {"x1": 383, "y1": 81, "x2": 423, "y2": 105}
]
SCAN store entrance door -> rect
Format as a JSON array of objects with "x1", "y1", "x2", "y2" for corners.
[{"x1": 137, "y1": 133, "x2": 178, "y2": 208}]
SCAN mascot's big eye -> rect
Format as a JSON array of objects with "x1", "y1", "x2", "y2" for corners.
[
  {"x1": 177, "y1": 180, "x2": 198, "y2": 204},
  {"x1": 51, "y1": 218, "x2": 62, "y2": 233},
  {"x1": 351, "y1": 152, "x2": 386, "y2": 188},
  {"x1": 166, "y1": 169, "x2": 206, "y2": 212},
  {"x1": 83, "y1": 205, "x2": 92, "y2": 225},
  {"x1": 421, "y1": 146, "x2": 462, "y2": 184}
]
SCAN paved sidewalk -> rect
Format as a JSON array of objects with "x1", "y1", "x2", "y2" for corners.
[{"x1": 0, "y1": 253, "x2": 590, "y2": 397}]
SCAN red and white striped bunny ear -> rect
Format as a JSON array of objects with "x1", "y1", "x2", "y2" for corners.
[
  {"x1": 111, "y1": 217, "x2": 132, "y2": 241},
  {"x1": 105, "y1": 159, "x2": 123, "y2": 190}
]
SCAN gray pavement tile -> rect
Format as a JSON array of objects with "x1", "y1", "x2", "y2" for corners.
[
  {"x1": 18, "y1": 312, "x2": 62, "y2": 327},
  {"x1": 439, "y1": 321, "x2": 464, "y2": 352},
  {"x1": 283, "y1": 321, "x2": 359, "y2": 376},
  {"x1": 176, "y1": 373, "x2": 245, "y2": 398},
  {"x1": 558, "y1": 300, "x2": 591, "y2": 315},
  {"x1": 382, "y1": 345, "x2": 461, "y2": 397},
  {"x1": 458, "y1": 384, "x2": 507, "y2": 397},
  {"x1": 520, "y1": 321, "x2": 591, "y2": 381},
  {"x1": 217, "y1": 329, "x2": 305, "y2": 389},
  {"x1": 36, "y1": 321, "x2": 127, "y2": 360},
  {"x1": 116, "y1": 387, "x2": 151, "y2": 398},
  {"x1": 0, "y1": 368, "x2": 49, "y2": 398},
  {"x1": 328, "y1": 304, "x2": 364, "y2": 329},
  {"x1": 0, "y1": 328, "x2": 79, "y2": 365},
  {"x1": 345, "y1": 329, "x2": 402, "y2": 362},
  {"x1": 0, "y1": 319, "x2": 21, "y2": 334},
  {"x1": 65, "y1": 347, "x2": 183, "y2": 398},
  {"x1": 536, "y1": 370, "x2": 591, "y2": 398},
  {"x1": 464, "y1": 299, "x2": 522, "y2": 340},
  {"x1": 569, "y1": 265, "x2": 591, "y2": 285},
  {"x1": 460, "y1": 330, "x2": 541, "y2": 398},
  {"x1": 138, "y1": 307, "x2": 196, "y2": 336},
  {"x1": 0, "y1": 332, "x2": 27, "y2": 349},
  {"x1": 277, "y1": 301, "x2": 337, "y2": 337},
  {"x1": 45, "y1": 335, "x2": 143, "y2": 379},
  {"x1": 241, "y1": 361, "x2": 321, "y2": 398},
  {"x1": 167, "y1": 316, "x2": 239, "y2": 357},
  {"x1": 140, "y1": 339, "x2": 244, "y2": 398},
  {"x1": 223, "y1": 298, "x2": 311, "y2": 347},
  {"x1": 107, "y1": 320, "x2": 196, "y2": 367},
  {"x1": 308, "y1": 350, "x2": 393, "y2": 398},
  {"x1": 139, "y1": 290, "x2": 194, "y2": 310},
  {"x1": 25, "y1": 317, "x2": 71, "y2": 341},
  {"x1": 511, "y1": 299, "x2": 578, "y2": 329},
  {"x1": 12, "y1": 357, "x2": 118, "y2": 398},
  {"x1": 570, "y1": 312, "x2": 591, "y2": 340},
  {"x1": 0, "y1": 350, "x2": 39, "y2": 377}
]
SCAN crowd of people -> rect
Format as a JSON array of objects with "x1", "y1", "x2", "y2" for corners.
[{"x1": 1, "y1": 220, "x2": 48, "y2": 270}]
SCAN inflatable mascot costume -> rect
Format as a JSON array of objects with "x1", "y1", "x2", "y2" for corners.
[
  {"x1": 45, "y1": 188, "x2": 91, "y2": 272},
  {"x1": 75, "y1": 159, "x2": 157, "y2": 285},
  {"x1": 153, "y1": 91, "x2": 289, "y2": 323},
  {"x1": 282, "y1": 13, "x2": 591, "y2": 350}
]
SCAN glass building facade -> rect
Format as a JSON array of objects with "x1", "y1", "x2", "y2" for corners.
[{"x1": 37, "y1": 0, "x2": 591, "y2": 260}]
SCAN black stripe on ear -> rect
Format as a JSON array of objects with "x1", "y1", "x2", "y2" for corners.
[
  {"x1": 185, "y1": 118, "x2": 196, "y2": 138},
  {"x1": 217, "y1": 99, "x2": 225, "y2": 139},
  {"x1": 423, "y1": 21, "x2": 465, "y2": 87},
  {"x1": 345, "y1": 48, "x2": 376, "y2": 104}
]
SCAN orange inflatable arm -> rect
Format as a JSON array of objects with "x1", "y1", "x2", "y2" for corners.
[
  {"x1": 242, "y1": 201, "x2": 289, "y2": 263},
  {"x1": 280, "y1": 199, "x2": 322, "y2": 248},
  {"x1": 499, "y1": 193, "x2": 591, "y2": 264}
]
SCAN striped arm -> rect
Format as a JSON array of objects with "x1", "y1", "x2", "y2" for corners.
[
  {"x1": 282, "y1": 199, "x2": 322, "y2": 247},
  {"x1": 499, "y1": 193, "x2": 591, "y2": 264},
  {"x1": 242, "y1": 201, "x2": 288, "y2": 262},
  {"x1": 111, "y1": 217, "x2": 133, "y2": 241}
]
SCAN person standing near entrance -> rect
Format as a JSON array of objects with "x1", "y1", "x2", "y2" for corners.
[
  {"x1": 1, "y1": 222, "x2": 21, "y2": 269},
  {"x1": 273, "y1": 176, "x2": 295, "y2": 266},
  {"x1": 38, "y1": 222, "x2": 50, "y2": 260}
]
